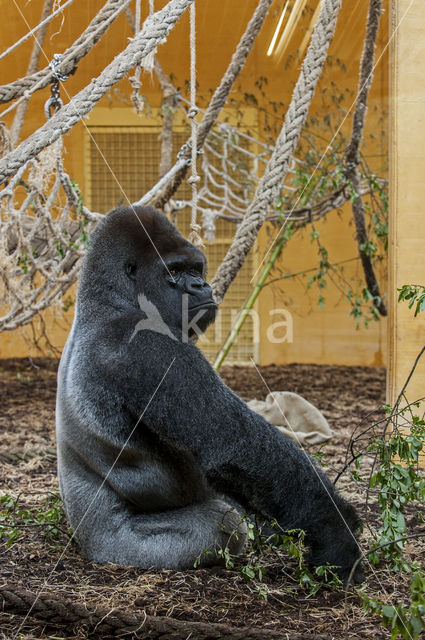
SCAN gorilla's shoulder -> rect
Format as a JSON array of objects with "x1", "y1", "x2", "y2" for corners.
[{"x1": 72, "y1": 312, "x2": 212, "y2": 377}]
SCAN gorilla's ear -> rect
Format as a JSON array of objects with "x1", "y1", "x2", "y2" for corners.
[{"x1": 125, "y1": 262, "x2": 137, "y2": 280}]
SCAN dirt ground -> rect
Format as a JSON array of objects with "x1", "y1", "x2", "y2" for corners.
[{"x1": 0, "y1": 359, "x2": 423, "y2": 639}]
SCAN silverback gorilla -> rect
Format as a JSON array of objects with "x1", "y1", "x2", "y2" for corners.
[{"x1": 56, "y1": 206, "x2": 363, "y2": 582}]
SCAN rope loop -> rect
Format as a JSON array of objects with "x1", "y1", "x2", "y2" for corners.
[
  {"x1": 130, "y1": 0, "x2": 144, "y2": 114},
  {"x1": 187, "y1": 175, "x2": 200, "y2": 184},
  {"x1": 187, "y1": 106, "x2": 199, "y2": 119}
]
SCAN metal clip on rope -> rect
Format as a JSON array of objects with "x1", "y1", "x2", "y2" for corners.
[{"x1": 44, "y1": 54, "x2": 69, "y2": 120}]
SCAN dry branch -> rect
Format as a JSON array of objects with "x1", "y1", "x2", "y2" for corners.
[{"x1": 344, "y1": 0, "x2": 386, "y2": 316}]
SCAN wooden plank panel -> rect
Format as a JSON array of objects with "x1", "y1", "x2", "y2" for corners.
[{"x1": 388, "y1": 0, "x2": 425, "y2": 408}]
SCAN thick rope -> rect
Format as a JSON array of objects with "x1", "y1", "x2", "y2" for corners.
[
  {"x1": 0, "y1": 0, "x2": 194, "y2": 186},
  {"x1": 211, "y1": 0, "x2": 343, "y2": 303},
  {"x1": 344, "y1": 0, "x2": 386, "y2": 316},
  {"x1": 0, "y1": 585, "x2": 327, "y2": 639},
  {"x1": 145, "y1": 0, "x2": 273, "y2": 209},
  {"x1": 0, "y1": 0, "x2": 76, "y2": 63},
  {"x1": 0, "y1": 0, "x2": 132, "y2": 108},
  {"x1": 187, "y1": 2, "x2": 203, "y2": 247}
]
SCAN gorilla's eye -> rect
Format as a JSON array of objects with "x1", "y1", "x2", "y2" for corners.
[{"x1": 125, "y1": 262, "x2": 137, "y2": 279}]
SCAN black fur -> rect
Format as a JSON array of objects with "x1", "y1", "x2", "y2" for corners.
[{"x1": 56, "y1": 206, "x2": 363, "y2": 582}]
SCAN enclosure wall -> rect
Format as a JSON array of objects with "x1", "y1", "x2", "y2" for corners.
[
  {"x1": 387, "y1": 0, "x2": 425, "y2": 405},
  {"x1": 0, "y1": 0, "x2": 389, "y2": 367}
]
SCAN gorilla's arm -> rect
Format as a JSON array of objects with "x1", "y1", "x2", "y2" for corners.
[{"x1": 103, "y1": 326, "x2": 360, "y2": 574}]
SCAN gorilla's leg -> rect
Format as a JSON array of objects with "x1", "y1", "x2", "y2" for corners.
[{"x1": 66, "y1": 479, "x2": 246, "y2": 569}]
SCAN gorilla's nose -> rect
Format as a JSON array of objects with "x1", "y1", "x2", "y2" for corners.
[{"x1": 186, "y1": 276, "x2": 206, "y2": 294}]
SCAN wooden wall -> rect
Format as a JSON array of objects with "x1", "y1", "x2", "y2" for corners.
[{"x1": 387, "y1": 0, "x2": 425, "y2": 406}]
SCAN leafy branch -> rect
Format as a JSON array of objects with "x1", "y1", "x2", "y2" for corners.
[{"x1": 398, "y1": 285, "x2": 425, "y2": 317}]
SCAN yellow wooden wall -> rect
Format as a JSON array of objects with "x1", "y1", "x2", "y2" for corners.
[
  {"x1": 387, "y1": 0, "x2": 425, "y2": 406},
  {"x1": 0, "y1": 0, "x2": 389, "y2": 366}
]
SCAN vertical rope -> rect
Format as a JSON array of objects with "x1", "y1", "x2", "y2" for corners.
[
  {"x1": 135, "y1": 0, "x2": 142, "y2": 28},
  {"x1": 187, "y1": 1, "x2": 202, "y2": 247},
  {"x1": 141, "y1": 0, "x2": 157, "y2": 73},
  {"x1": 130, "y1": 0, "x2": 143, "y2": 114}
]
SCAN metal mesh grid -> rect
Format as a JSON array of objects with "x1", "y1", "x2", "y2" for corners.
[{"x1": 85, "y1": 126, "x2": 255, "y2": 364}]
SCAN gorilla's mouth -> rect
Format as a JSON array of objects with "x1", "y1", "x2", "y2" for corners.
[{"x1": 189, "y1": 302, "x2": 218, "y2": 311}]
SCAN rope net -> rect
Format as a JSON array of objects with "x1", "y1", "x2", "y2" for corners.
[
  {"x1": 172, "y1": 103, "x2": 376, "y2": 237},
  {"x1": 175, "y1": 117, "x2": 299, "y2": 228},
  {"x1": 0, "y1": 139, "x2": 100, "y2": 331}
]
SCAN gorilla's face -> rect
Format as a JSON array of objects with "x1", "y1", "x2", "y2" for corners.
[
  {"x1": 127, "y1": 247, "x2": 218, "y2": 339},
  {"x1": 89, "y1": 206, "x2": 218, "y2": 340},
  {"x1": 163, "y1": 252, "x2": 218, "y2": 335}
]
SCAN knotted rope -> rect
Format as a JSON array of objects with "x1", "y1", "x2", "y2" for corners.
[
  {"x1": 187, "y1": 2, "x2": 203, "y2": 247},
  {"x1": 129, "y1": 0, "x2": 144, "y2": 114},
  {"x1": 211, "y1": 0, "x2": 343, "y2": 303}
]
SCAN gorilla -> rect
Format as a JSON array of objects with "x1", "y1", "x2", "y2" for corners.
[{"x1": 56, "y1": 205, "x2": 363, "y2": 583}]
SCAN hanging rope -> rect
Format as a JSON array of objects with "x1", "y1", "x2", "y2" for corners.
[
  {"x1": 129, "y1": 0, "x2": 144, "y2": 114},
  {"x1": 211, "y1": 0, "x2": 343, "y2": 304},
  {"x1": 142, "y1": 0, "x2": 273, "y2": 209},
  {"x1": 344, "y1": 0, "x2": 386, "y2": 316},
  {"x1": 187, "y1": 2, "x2": 203, "y2": 247},
  {"x1": 142, "y1": 0, "x2": 159, "y2": 73},
  {"x1": 0, "y1": 0, "x2": 194, "y2": 185}
]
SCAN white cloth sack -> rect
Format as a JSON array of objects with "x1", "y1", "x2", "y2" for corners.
[{"x1": 247, "y1": 391, "x2": 333, "y2": 446}]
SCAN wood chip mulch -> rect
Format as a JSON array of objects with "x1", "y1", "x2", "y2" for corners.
[{"x1": 0, "y1": 358, "x2": 423, "y2": 639}]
